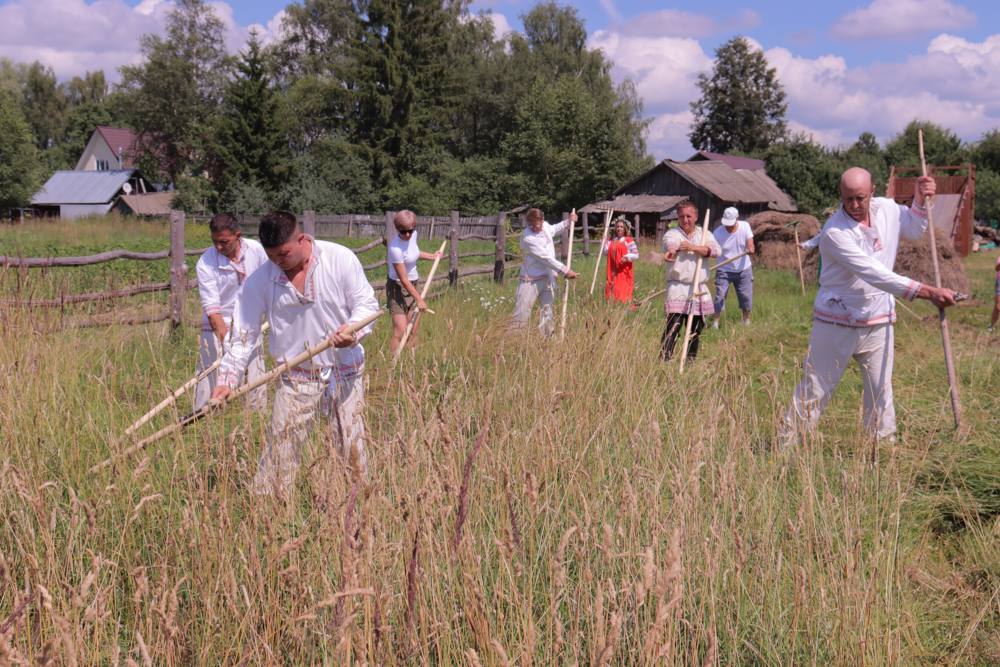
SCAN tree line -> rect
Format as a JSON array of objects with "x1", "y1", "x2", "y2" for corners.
[
  {"x1": 3, "y1": 8, "x2": 1000, "y2": 224},
  {"x1": 0, "y1": 0, "x2": 651, "y2": 217},
  {"x1": 689, "y1": 36, "x2": 1000, "y2": 223}
]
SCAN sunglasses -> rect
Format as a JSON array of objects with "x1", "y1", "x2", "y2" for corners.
[{"x1": 396, "y1": 227, "x2": 415, "y2": 236}]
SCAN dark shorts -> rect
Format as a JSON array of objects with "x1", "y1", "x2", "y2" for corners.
[{"x1": 386, "y1": 279, "x2": 418, "y2": 315}]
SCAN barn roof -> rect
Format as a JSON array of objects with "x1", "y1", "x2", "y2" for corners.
[
  {"x1": 118, "y1": 192, "x2": 175, "y2": 216},
  {"x1": 650, "y1": 160, "x2": 796, "y2": 212},
  {"x1": 687, "y1": 150, "x2": 765, "y2": 171},
  {"x1": 32, "y1": 170, "x2": 136, "y2": 205},
  {"x1": 580, "y1": 194, "x2": 688, "y2": 214}
]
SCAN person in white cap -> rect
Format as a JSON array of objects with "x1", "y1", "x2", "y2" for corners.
[
  {"x1": 711, "y1": 206, "x2": 755, "y2": 327},
  {"x1": 510, "y1": 207, "x2": 578, "y2": 337},
  {"x1": 193, "y1": 212, "x2": 269, "y2": 410},
  {"x1": 778, "y1": 167, "x2": 957, "y2": 447}
]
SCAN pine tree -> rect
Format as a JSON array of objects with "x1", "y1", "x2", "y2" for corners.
[
  {"x1": 212, "y1": 32, "x2": 290, "y2": 209},
  {"x1": 689, "y1": 36, "x2": 787, "y2": 155}
]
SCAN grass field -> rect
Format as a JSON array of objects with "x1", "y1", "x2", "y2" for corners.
[{"x1": 0, "y1": 218, "x2": 998, "y2": 664}]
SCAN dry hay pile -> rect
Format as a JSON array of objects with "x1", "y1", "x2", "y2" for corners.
[
  {"x1": 896, "y1": 227, "x2": 970, "y2": 293},
  {"x1": 747, "y1": 211, "x2": 822, "y2": 281}
]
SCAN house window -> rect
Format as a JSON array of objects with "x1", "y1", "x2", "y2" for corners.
[{"x1": 96, "y1": 159, "x2": 109, "y2": 170}]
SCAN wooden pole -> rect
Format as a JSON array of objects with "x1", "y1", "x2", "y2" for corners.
[
  {"x1": 493, "y1": 212, "x2": 506, "y2": 284},
  {"x1": 793, "y1": 225, "x2": 806, "y2": 295},
  {"x1": 634, "y1": 252, "x2": 749, "y2": 308},
  {"x1": 393, "y1": 240, "x2": 448, "y2": 364},
  {"x1": 582, "y1": 212, "x2": 591, "y2": 256},
  {"x1": 122, "y1": 322, "x2": 271, "y2": 437},
  {"x1": 678, "y1": 208, "x2": 712, "y2": 374},
  {"x1": 448, "y1": 211, "x2": 460, "y2": 286},
  {"x1": 559, "y1": 209, "x2": 576, "y2": 341},
  {"x1": 94, "y1": 311, "x2": 385, "y2": 472},
  {"x1": 918, "y1": 129, "x2": 962, "y2": 430},
  {"x1": 589, "y1": 209, "x2": 613, "y2": 296},
  {"x1": 168, "y1": 209, "x2": 186, "y2": 330}
]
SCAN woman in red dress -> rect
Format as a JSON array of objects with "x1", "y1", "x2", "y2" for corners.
[{"x1": 603, "y1": 218, "x2": 639, "y2": 303}]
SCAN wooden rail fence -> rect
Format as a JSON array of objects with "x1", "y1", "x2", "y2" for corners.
[{"x1": 3, "y1": 209, "x2": 597, "y2": 329}]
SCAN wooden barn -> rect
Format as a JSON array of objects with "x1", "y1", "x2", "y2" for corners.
[{"x1": 584, "y1": 156, "x2": 796, "y2": 237}]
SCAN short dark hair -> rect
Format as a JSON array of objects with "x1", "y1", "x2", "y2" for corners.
[
  {"x1": 259, "y1": 211, "x2": 299, "y2": 248},
  {"x1": 675, "y1": 200, "x2": 698, "y2": 215},
  {"x1": 209, "y1": 213, "x2": 241, "y2": 235},
  {"x1": 526, "y1": 208, "x2": 544, "y2": 222}
]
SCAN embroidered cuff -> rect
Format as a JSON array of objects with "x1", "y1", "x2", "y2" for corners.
[
  {"x1": 910, "y1": 201, "x2": 929, "y2": 219},
  {"x1": 217, "y1": 369, "x2": 240, "y2": 388},
  {"x1": 904, "y1": 280, "x2": 921, "y2": 301},
  {"x1": 204, "y1": 305, "x2": 222, "y2": 316}
]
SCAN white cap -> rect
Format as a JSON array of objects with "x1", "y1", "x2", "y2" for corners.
[{"x1": 721, "y1": 207, "x2": 739, "y2": 226}]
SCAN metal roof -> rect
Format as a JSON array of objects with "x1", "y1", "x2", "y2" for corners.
[
  {"x1": 665, "y1": 160, "x2": 796, "y2": 211},
  {"x1": 580, "y1": 194, "x2": 688, "y2": 214},
  {"x1": 687, "y1": 150, "x2": 766, "y2": 171},
  {"x1": 118, "y1": 192, "x2": 175, "y2": 216},
  {"x1": 32, "y1": 170, "x2": 136, "y2": 205}
]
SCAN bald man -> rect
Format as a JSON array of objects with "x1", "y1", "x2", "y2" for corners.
[{"x1": 779, "y1": 167, "x2": 957, "y2": 447}]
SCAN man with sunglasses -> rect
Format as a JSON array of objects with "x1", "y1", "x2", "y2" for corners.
[
  {"x1": 511, "y1": 207, "x2": 578, "y2": 337},
  {"x1": 386, "y1": 209, "x2": 442, "y2": 355}
]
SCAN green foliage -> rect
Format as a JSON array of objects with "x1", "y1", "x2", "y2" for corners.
[
  {"x1": 974, "y1": 167, "x2": 1000, "y2": 223},
  {"x1": 281, "y1": 135, "x2": 375, "y2": 213},
  {"x1": 171, "y1": 174, "x2": 218, "y2": 213},
  {"x1": 211, "y1": 32, "x2": 290, "y2": 208},
  {"x1": 764, "y1": 135, "x2": 842, "y2": 216},
  {"x1": 971, "y1": 128, "x2": 1000, "y2": 174},
  {"x1": 0, "y1": 91, "x2": 43, "y2": 209},
  {"x1": 884, "y1": 120, "x2": 967, "y2": 168},
  {"x1": 690, "y1": 36, "x2": 787, "y2": 154},
  {"x1": 118, "y1": 0, "x2": 231, "y2": 181},
  {"x1": 20, "y1": 62, "x2": 67, "y2": 154},
  {"x1": 841, "y1": 131, "x2": 888, "y2": 193}
]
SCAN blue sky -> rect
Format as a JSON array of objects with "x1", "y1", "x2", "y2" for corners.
[{"x1": 4, "y1": 0, "x2": 1000, "y2": 159}]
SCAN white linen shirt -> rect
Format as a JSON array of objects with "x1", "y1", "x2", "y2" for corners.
[
  {"x1": 712, "y1": 220, "x2": 753, "y2": 273},
  {"x1": 519, "y1": 220, "x2": 568, "y2": 281},
  {"x1": 814, "y1": 197, "x2": 926, "y2": 327},
  {"x1": 219, "y1": 239, "x2": 381, "y2": 387},
  {"x1": 195, "y1": 238, "x2": 268, "y2": 330},
  {"x1": 387, "y1": 231, "x2": 420, "y2": 281},
  {"x1": 661, "y1": 227, "x2": 721, "y2": 285}
]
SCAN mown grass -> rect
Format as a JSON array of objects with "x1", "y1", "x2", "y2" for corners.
[{"x1": 0, "y1": 221, "x2": 997, "y2": 664}]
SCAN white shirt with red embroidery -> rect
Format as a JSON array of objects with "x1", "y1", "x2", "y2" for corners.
[
  {"x1": 218, "y1": 239, "x2": 380, "y2": 387},
  {"x1": 195, "y1": 238, "x2": 269, "y2": 330},
  {"x1": 815, "y1": 197, "x2": 926, "y2": 327}
]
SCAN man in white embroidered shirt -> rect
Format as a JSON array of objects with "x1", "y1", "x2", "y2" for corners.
[
  {"x1": 211, "y1": 211, "x2": 381, "y2": 495},
  {"x1": 194, "y1": 213, "x2": 269, "y2": 410},
  {"x1": 510, "y1": 207, "x2": 578, "y2": 337},
  {"x1": 779, "y1": 167, "x2": 957, "y2": 447}
]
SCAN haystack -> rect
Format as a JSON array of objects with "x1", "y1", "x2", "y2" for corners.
[
  {"x1": 747, "y1": 211, "x2": 822, "y2": 281},
  {"x1": 896, "y1": 227, "x2": 970, "y2": 293}
]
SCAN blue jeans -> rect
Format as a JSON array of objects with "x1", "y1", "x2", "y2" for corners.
[{"x1": 714, "y1": 268, "x2": 753, "y2": 315}]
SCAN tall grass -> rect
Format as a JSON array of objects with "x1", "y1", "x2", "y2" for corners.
[{"x1": 0, "y1": 225, "x2": 997, "y2": 663}]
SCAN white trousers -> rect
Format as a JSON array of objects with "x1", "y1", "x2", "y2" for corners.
[
  {"x1": 194, "y1": 330, "x2": 266, "y2": 411},
  {"x1": 251, "y1": 365, "x2": 367, "y2": 496},
  {"x1": 511, "y1": 278, "x2": 556, "y2": 338},
  {"x1": 780, "y1": 320, "x2": 896, "y2": 444}
]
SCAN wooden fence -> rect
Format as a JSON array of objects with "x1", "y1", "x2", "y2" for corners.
[{"x1": 1, "y1": 209, "x2": 595, "y2": 329}]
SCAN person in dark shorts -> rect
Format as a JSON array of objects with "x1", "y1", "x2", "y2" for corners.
[{"x1": 386, "y1": 209, "x2": 442, "y2": 354}]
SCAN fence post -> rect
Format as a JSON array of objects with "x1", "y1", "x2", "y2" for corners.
[
  {"x1": 448, "y1": 210, "x2": 460, "y2": 286},
  {"x1": 168, "y1": 209, "x2": 186, "y2": 330},
  {"x1": 583, "y1": 212, "x2": 590, "y2": 255},
  {"x1": 303, "y1": 210, "x2": 316, "y2": 237},
  {"x1": 347, "y1": 214, "x2": 354, "y2": 238},
  {"x1": 634, "y1": 213, "x2": 641, "y2": 240},
  {"x1": 493, "y1": 212, "x2": 506, "y2": 284},
  {"x1": 385, "y1": 211, "x2": 394, "y2": 245}
]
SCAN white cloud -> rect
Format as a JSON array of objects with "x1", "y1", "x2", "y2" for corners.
[
  {"x1": 598, "y1": 0, "x2": 622, "y2": 24},
  {"x1": 485, "y1": 12, "x2": 512, "y2": 41},
  {"x1": 831, "y1": 0, "x2": 975, "y2": 41},
  {"x1": 609, "y1": 8, "x2": 759, "y2": 40},
  {"x1": 646, "y1": 111, "x2": 698, "y2": 161},
  {"x1": 0, "y1": 0, "x2": 285, "y2": 80}
]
